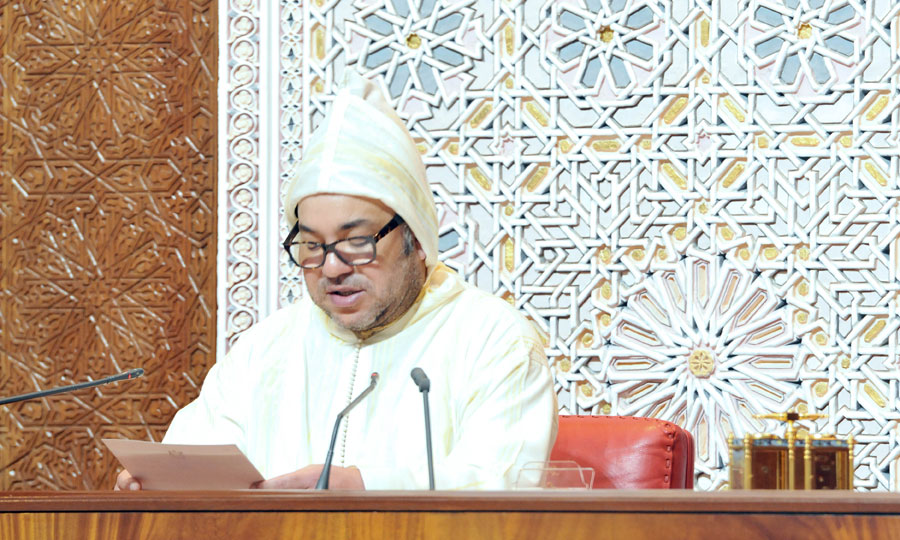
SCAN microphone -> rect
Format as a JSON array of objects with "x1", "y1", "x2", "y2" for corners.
[
  {"x1": 410, "y1": 367, "x2": 435, "y2": 490},
  {"x1": 315, "y1": 372, "x2": 379, "y2": 490},
  {"x1": 0, "y1": 368, "x2": 145, "y2": 406}
]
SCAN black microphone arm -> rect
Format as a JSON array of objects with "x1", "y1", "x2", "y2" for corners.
[
  {"x1": 0, "y1": 368, "x2": 145, "y2": 406},
  {"x1": 410, "y1": 367, "x2": 435, "y2": 490},
  {"x1": 315, "y1": 372, "x2": 379, "y2": 490}
]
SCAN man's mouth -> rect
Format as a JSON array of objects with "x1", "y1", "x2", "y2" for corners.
[{"x1": 327, "y1": 289, "x2": 364, "y2": 307}]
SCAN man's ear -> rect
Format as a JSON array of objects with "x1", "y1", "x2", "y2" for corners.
[{"x1": 417, "y1": 243, "x2": 426, "y2": 261}]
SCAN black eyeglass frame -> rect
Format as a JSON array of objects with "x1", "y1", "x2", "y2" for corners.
[{"x1": 282, "y1": 214, "x2": 405, "y2": 269}]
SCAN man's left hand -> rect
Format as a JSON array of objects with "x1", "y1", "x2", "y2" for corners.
[{"x1": 252, "y1": 465, "x2": 365, "y2": 490}]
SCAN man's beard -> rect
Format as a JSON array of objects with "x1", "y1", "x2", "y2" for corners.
[{"x1": 314, "y1": 251, "x2": 425, "y2": 335}]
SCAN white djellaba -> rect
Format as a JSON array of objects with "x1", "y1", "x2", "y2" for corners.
[{"x1": 163, "y1": 72, "x2": 557, "y2": 490}]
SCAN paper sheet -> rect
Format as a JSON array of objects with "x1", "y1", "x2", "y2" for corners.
[{"x1": 103, "y1": 439, "x2": 264, "y2": 490}]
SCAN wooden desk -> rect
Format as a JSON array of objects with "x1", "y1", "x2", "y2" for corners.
[{"x1": 2, "y1": 490, "x2": 899, "y2": 539}]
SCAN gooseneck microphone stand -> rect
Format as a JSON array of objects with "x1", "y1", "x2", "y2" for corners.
[
  {"x1": 411, "y1": 367, "x2": 435, "y2": 490},
  {"x1": 315, "y1": 372, "x2": 379, "y2": 490},
  {"x1": 0, "y1": 368, "x2": 145, "y2": 406}
]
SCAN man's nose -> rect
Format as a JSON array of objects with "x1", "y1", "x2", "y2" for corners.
[{"x1": 321, "y1": 250, "x2": 353, "y2": 278}]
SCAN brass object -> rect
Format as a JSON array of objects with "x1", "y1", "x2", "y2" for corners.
[{"x1": 728, "y1": 412, "x2": 853, "y2": 490}]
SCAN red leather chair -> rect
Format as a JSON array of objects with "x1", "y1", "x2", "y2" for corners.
[{"x1": 550, "y1": 415, "x2": 695, "y2": 489}]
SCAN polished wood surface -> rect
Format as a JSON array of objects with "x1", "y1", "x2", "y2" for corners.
[{"x1": 2, "y1": 490, "x2": 900, "y2": 539}]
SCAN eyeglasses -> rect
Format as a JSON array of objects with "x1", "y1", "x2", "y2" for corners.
[{"x1": 283, "y1": 214, "x2": 405, "y2": 269}]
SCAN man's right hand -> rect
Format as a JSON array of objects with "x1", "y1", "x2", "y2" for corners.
[{"x1": 115, "y1": 470, "x2": 142, "y2": 491}]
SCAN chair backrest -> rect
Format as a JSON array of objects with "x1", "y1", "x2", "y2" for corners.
[{"x1": 550, "y1": 415, "x2": 695, "y2": 489}]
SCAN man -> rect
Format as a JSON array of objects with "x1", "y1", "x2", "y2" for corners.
[{"x1": 116, "y1": 73, "x2": 557, "y2": 490}]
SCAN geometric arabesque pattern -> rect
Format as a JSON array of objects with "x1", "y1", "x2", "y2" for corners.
[
  {"x1": 222, "y1": 0, "x2": 263, "y2": 349},
  {"x1": 225, "y1": 0, "x2": 900, "y2": 490},
  {"x1": 1, "y1": 0, "x2": 217, "y2": 489}
]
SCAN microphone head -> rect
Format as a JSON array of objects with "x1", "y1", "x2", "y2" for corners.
[
  {"x1": 410, "y1": 367, "x2": 430, "y2": 392},
  {"x1": 370, "y1": 372, "x2": 379, "y2": 385}
]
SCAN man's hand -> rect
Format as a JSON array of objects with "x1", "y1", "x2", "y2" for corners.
[
  {"x1": 115, "y1": 470, "x2": 142, "y2": 491},
  {"x1": 252, "y1": 465, "x2": 364, "y2": 490}
]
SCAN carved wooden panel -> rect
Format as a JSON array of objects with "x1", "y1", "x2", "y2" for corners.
[{"x1": 0, "y1": 0, "x2": 217, "y2": 490}]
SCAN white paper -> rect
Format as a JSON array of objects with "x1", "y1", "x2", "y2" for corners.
[{"x1": 103, "y1": 439, "x2": 265, "y2": 490}]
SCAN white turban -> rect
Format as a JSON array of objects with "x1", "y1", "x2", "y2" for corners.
[{"x1": 284, "y1": 72, "x2": 439, "y2": 269}]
